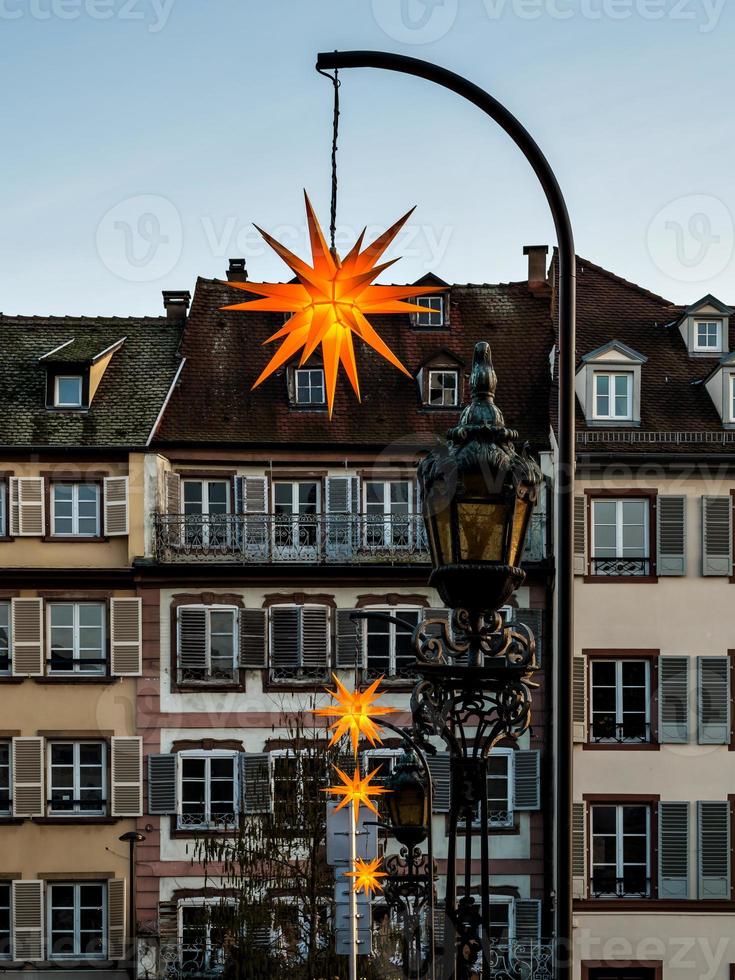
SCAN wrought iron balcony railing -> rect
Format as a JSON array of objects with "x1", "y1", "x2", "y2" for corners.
[
  {"x1": 589, "y1": 719, "x2": 651, "y2": 744},
  {"x1": 589, "y1": 556, "x2": 651, "y2": 577},
  {"x1": 590, "y1": 875, "x2": 651, "y2": 899}
]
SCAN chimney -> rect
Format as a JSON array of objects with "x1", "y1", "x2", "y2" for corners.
[
  {"x1": 523, "y1": 245, "x2": 549, "y2": 291},
  {"x1": 226, "y1": 258, "x2": 248, "y2": 282},
  {"x1": 162, "y1": 290, "x2": 191, "y2": 322}
]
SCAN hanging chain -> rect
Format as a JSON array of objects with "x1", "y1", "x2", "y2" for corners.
[{"x1": 328, "y1": 68, "x2": 340, "y2": 254}]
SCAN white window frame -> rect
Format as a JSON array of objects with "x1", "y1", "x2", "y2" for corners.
[
  {"x1": 0, "y1": 881, "x2": 9, "y2": 959},
  {"x1": 694, "y1": 319, "x2": 723, "y2": 352},
  {"x1": 591, "y1": 497, "x2": 650, "y2": 572},
  {"x1": 427, "y1": 370, "x2": 458, "y2": 407},
  {"x1": 592, "y1": 371, "x2": 633, "y2": 421},
  {"x1": 270, "y1": 749, "x2": 323, "y2": 829},
  {"x1": 47, "y1": 881, "x2": 106, "y2": 960},
  {"x1": 0, "y1": 600, "x2": 9, "y2": 676},
  {"x1": 272, "y1": 480, "x2": 320, "y2": 557},
  {"x1": 293, "y1": 368, "x2": 326, "y2": 406},
  {"x1": 177, "y1": 605, "x2": 239, "y2": 683},
  {"x1": 47, "y1": 601, "x2": 107, "y2": 675},
  {"x1": 181, "y1": 479, "x2": 231, "y2": 549},
  {"x1": 177, "y1": 750, "x2": 239, "y2": 830},
  {"x1": 363, "y1": 479, "x2": 413, "y2": 549},
  {"x1": 415, "y1": 295, "x2": 444, "y2": 328},
  {"x1": 589, "y1": 659, "x2": 651, "y2": 744},
  {"x1": 53, "y1": 375, "x2": 83, "y2": 409},
  {"x1": 590, "y1": 803, "x2": 651, "y2": 899},
  {"x1": 460, "y1": 747, "x2": 514, "y2": 830},
  {"x1": 362, "y1": 605, "x2": 421, "y2": 680},
  {"x1": 0, "y1": 741, "x2": 10, "y2": 817},
  {"x1": 47, "y1": 740, "x2": 107, "y2": 816},
  {"x1": 51, "y1": 483, "x2": 101, "y2": 537},
  {"x1": 177, "y1": 898, "x2": 234, "y2": 973}
]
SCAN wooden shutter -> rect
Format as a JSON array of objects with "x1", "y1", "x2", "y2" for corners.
[
  {"x1": 12, "y1": 737, "x2": 44, "y2": 817},
  {"x1": 657, "y1": 496, "x2": 686, "y2": 576},
  {"x1": 335, "y1": 609, "x2": 363, "y2": 669},
  {"x1": 516, "y1": 609, "x2": 542, "y2": 666},
  {"x1": 240, "y1": 609, "x2": 267, "y2": 668},
  {"x1": 12, "y1": 880, "x2": 43, "y2": 961},
  {"x1": 573, "y1": 495, "x2": 586, "y2": 575},
  {"x1": 242, "y1": 477, "x2": 267, "y2": 513},
  {"x1": 107, "y1": 879, "x2": 126, "y2": 960},
  {"x1": 697, "y1": 801, "x2": 731, "y2": 899},
  {"x1": 11, "y1": 598, "x2": 43, "y2": 677},
  {"x1": 572, "y1": 656, "x2": 587, "y2": 743},
  {"x1": 241, "y1": 753, "x2": 273, "y2": 814},
  {"x1": 9, "y1": 477, "x2": 44, "y2": 536},
  {"x1": 270, "y1": 607, "x2": 299, "y2": 670},
  {"x1": 110, "y1": 598, "x2": 142, "y2": 676},
  {"x1": 697, "y1": 657, "x2": 730, "y2": 744},
  {"x1": 111, "y1": 737, "x2": 143, "y2": 817},
  {"x1": 426, "y1": 754, "x2": 450, "y2": 813},
  {"x1": 302, "y1": 606, "x2": 329, "y2": 672},
  {"x1": 325, "y1": 476, "x2": 357, "y2": 557},
  {"x1": 514, "y1": 899, "x2": 541, "y2": 942},
  {"x1": 659, "y1": 657, "x2": 689, "y2": 743},
  {"x1": 104, "y1": 477, "x2": 129, "y2": 536},
  {"x1": 164, "y1": 471, "x2": 181, "y2": 545},
  {"x1": 572, "y1": 802, "x2": 587, "y2": 899},
  {"x1": 241, "y1": 477, "x2": 268, "y2": 556},
  {"x1": 701, "y1": 496, "x2": 732, "y2": 576},
  {"x1": 147, "y1": 754, "x2": 177, "y2": 814},
  {"x1": 513, "y1": 750, "x2": 540, "y2": 811},
  {"x1": 177, "y1": 606, "x2": 208, "y2": 672},
  {"x1": 659, "y1": 802, "x2": 689, "y2": 899}
]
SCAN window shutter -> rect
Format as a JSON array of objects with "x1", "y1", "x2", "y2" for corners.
[
  {"x1": 657, "y1": 496, "x2": 686, "y2": 576},
  {"x1": 516, "y1": 609, "x2": 542, "y2": 666},
  {"x1": 325, "y1": 476, "x2": 357, "y2": 557},
  {"x1": 242, "y1": 477, "x2": 267, "y2": 513},
  {"x1": 177, "y1": 607, "x2": 208, "y2": 672},
  {"x1": 270, "y1": 607, "x2": 300, "y2": 669},
  {"x1": 241, "y1": 753, "x2": 273, "y2": 814},
  {"x1": 513, "y1": 750, "x2": 540, "y2": 811},
  {"x1": 11, "y1": 598, "x2": 43, "y2": 677},
  {"x1": 514, "y1": 899, "x2": 541, "y2": 942},
  {"x1": 111, "y1": 737, "x2": 143, "y2": 817},
  {"x1": 241, "y1": 477, "x2": 268, "y2": 556},
  {"x1": 302, "y1": 606, "x2": 329, "y2": 672},
  {"x1": 110, "y1": 598, "x2": 142, "y2": 676},
  {"x1": 697, "y1": 657, "x2": 730, "y2": 744},
  {"x1": 697, "y1": 801, "x2": 731, "y2": 899},
  {"x1": 147, "y1": 754, "x2": 177, "y2": 814},
  {"x1": 701, "y1": 496, "x2": 732, "y2": 576},
  {"x1": 164, "y1": 471, "x2": 181, "y2": 545},
  {"x1": 572, "y1": 656, "x2": 587, "y2": 743},
  {"x1": 572, "y1": 802, "x2": 587, "y2": 898},
  {"x1": 659, "y1": 802, "x2": 689, "y2": 899},
  {"x1": 426, "y1": 754, "x2": 450, "y2": 813},
  {"x1": 107, "y1": 879, "x2": 126, "y2": 960},
  {"x1": 104, "y1": 477, "x2": 129, "y2": 536},
  {"x1": 12, "y1": 737, "x2": 44, "y2": 817},
  {"x1": 9, "y1": 477, "x2": 44, "y2": 537},
  {"x1": 659, "y1": 657, "x2": 689, "y2": 744},
  {"x1": 240, "y1": 609, "x2": 267, "y2": 668},
  {"x1": 573, "y1": 495, "x2": 586, "y2": 575},
  {"x1": 12, "y1": 880, "x2": 44, "y2": 961},
  {"x1": 335, "y1": 609, "x2": 363, "y2": 669}
]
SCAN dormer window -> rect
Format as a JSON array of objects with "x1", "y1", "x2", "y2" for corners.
[
  {"x1": 576, "y1": 342, "x2": 645, "y2": 428},
  {"x1": 678, "y1": 296, "x2": 732, "y2": 356},
  {"x1": 293, "y1": 368, "x2": 325, "y2": 407},
  {"x1": 428, "y1": 370, "x2": 458, "y2": 407},
  {"x1": 415, "y1": 296, "x2": 444, "y2": 328},
  {"x1": 54, "y1": 375, "x2": 83, "y2": 408},
  {"x1": 694, "y1": 319, "x2": 723, "y2": 353},
  {"x1": 593, "y1": 372, "x2": 633, "y2": 421}
]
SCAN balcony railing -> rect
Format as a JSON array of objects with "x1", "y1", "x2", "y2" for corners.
[
  {"x1": 590, "y1": 875, "x2": 651, "y2": 899},
  {"x1": 153, "y1": 511, "x2": 547, "y2": 565},
  {"x1": 589, "y1": 556, "x2": 650, "y2": 577},
  {"x1": 589, "y1": 719, "x2": 651, "y2": 744}
]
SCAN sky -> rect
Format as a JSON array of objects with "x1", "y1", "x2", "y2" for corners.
[{"x1": 0, "y1": 0, "x2": 733, "y2": 316}]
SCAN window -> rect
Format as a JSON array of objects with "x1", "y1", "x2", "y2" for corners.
[
  {"x1": 590, "y1": 498, "x2": 650, "y2": 576},
  {"x1": 178, "y1": 901, "x2": 232, "y2": 974},
  {"x1": 48, "y1": 741, "x2": 106, "y2": 815},
  {"x1": 364, "y1": 606, "x2": 421, "y2": 681},
  {"x1": 427, "y1": 370, "x2": 458, "y2": 407},
  {"x1": 51, "y1": 483, "x2": 100, "y2": 537},
  {"x1": 487, "y1": 897, "x2": 512, "y2": 942},
  {"x1": 0, "y1": 602, "x2": 9, "y2": 675},
  {"x1": 54, "y1": 375, "x2": 83, "y2": 408},
  {"x1": 273, "y1": 481, "x2": 319, "y2": 554},
  {"x1": 694, "y1": 319, "x2": 723, "y2": 352},
  {"x1": 415, "y1": 296, "x2": 444, "y2": 328},
  {"x1": 364, "y1": 480, "x2": 412, "y2": 549},
  {"x1": 271, "y1": 751, "x2": 327, "y2": 831},
  {"x1": 177, "y1": 606, "x2": 238, "y2": 684},
  {"x1": 48, "y1": 882, "x2": 105, "y2": 958},
  {"x1": 0, "y1": 883, "x2": 9, "y2": 959},
  {"x1": 270, "y1": 605, "x2": 329, "y2": 683},
  {"x1": 590, "y1": 660, "x2": 650, "y2": 743},
  {"x1": 590, "y1": 803, "x2": 651, "y2": 898},
  {"x1": 179, "y1": 752, "x2": 238, "y2": 829},
  {"x1": 294, "y1": 368, "x2": 325, "y2": 406},
  {"x1": 592, "y1": 372, "x2": 633, "y2": 421},
  {"x1": 48, "y1": 602, "x2": 106, "y2": 674},
  {"x1": 182, "y1": 479, "x2": 230, "y2": 548},
  {"x1": 460, "y1": 748, "x2": 514, "y2": 830},
  {"x1": 0, "y1": 742, "x2": 9, "y2": 816}
]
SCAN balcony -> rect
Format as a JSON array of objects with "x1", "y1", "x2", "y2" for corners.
[
  {"x1": 589, "y1": 556, "x2": 651, "y2": 577},
  {"x1": 152, "y1": 511, "x2": 547, "y2": 565}
]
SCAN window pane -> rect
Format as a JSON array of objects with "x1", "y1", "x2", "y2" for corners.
[
  {"x1": 56, "y1": 377, "x2": 82, "y2": 406},
  {"x1": 592, "y1": 806, "x2": 616, "y2": 834},
  {"x1": 622, "y1": 806, "x2": 647, "y2": 834}
]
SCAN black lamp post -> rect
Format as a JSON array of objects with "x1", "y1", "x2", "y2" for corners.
[{"x1": 119, "y1": 831, "x2": 146, "y2": 979}]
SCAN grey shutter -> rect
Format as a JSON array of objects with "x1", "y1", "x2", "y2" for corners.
[
  {"x1": 697, "y1": 801, "x2": 731, "y2": 899},
  {"x1": 326, "y1": 476, "x2": 357, "y2": 558},
  {"x1": 697, "y1": 657, "x2": 730, "y2": 744},
  {"x1": 659, "y1": 657, "x2": 689, "y2": 743},
  {"x1": 701, "y1": 496, "x2": 732, "y2": 576},
  {"x1": 335, "y1": 609, "x2": 363, "y2": 669},
  {"x1": 659, "y1": 802, "x2": 689, "y2": 899},
  {"x1": 657, "y1": 496, "x2": 686, "y2": 576},
  {"x1": 147, "y1": 754, "x2": 177, "y2": 814},
  {"x1": 514, "y1": 899, "x2": 541, "y2": 942},
  {"x1": 270, "y1": 607, "x2": 299, "y2": 670},
  {"x1": 572, "y1": 802, "x2": 587, "y2": 898},
  {"x1": 12, "y1": 880, "x2": 44, "y2": 961},
  {"x1": 302, "y1": 606, "x2": 329, "y2": 673},
  {"x1": 516, "y1": 609, "x2": 542, "y2": 666},
  {"x1": 573, "y1": 495, "x2": 586, "y2": 575},
  {"x1": 426, "y1": 754, "x2": 450, "y2": 813},
  {"x1": 513, "y1": 750, "x2": 540, "y2": 811},
  {"x1": 241, "y1": 753, "x2": 273, "y2": 814},
  {"x1": 241, "y1": 477, "x2": 268, "y2": 557},
  {"x1": 240, "y1": 609, "x2": 267, "y2": 668},
  {"x1": 573, "y1": 656, "x2": 587, "y2": 743},
  {"x1": 177, "y1": 607, "x2": 208, "y2": 672}
]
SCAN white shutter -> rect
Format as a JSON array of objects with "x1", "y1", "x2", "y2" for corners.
[
  {"x1": 302, "y1": 606, "x2": 329, "y2": 672},
  {"x1": 657, "y1": 496, "x2": 686, "y2": 576},
  {"x1": 335, "y1": 609, "x2": 363, "y2": 669},
  {"x1": 513, "y1": 750, "x2": 540, "y2": 811},
  {"x1": 241, "y1": 753, "x2": 273, "y2": 814},
  {"x1": 697, "y1": 801, "x2": 731, "y2": 899},
  {"x1": 12, "y1": 737, "x2": 44, "y2": 817},
  {"x1": 701, "y1": 496, "x2": 732, "y2": 576},
  {"x1": 111, "y1": 737, "x2": 143, "y2": 817},
  {"x1": 12, "y1": 880, "x2": 44, "y2": 960},
  {"x1": 110, "y1": 598, "x2": 142, "y2": 676},
  {"x1": 572, "y1": 656, "x2": 587, "y2": 743},
  {"x1": 177, "y1": 606, "x2": 208, "y2": 673},
  {"x1": 659, "y1": 802, "x2": 689, "y2": 899},
  {"x1": 104, "y1": 477, "x2": 129, "y2": 536},
  {"x1": 241, "y1": 477, "x2": 268, "y2": 556},
  {"x1": 659, "y1": 657, "x2": 689, "y2": 744},
  {"x1": 10, "y1": 477, "x2": 44, "y2": 536},
  {"x1": 572, "y1": 802, "x2": 587, "y2": 899},
  {"x1": 697, "y1": 657, "x2": 730, "y2": 744},
  {"x1": 240, "y1": 609, "x2": 267, "y2": 668},
  {"x1": 573, "y1": 495, "x2": 586, "y2": 575},
  {"x1": 514, "y1": 899, "x2": 541, "y2": 941},
  {"x1": 11, "y1": 598, "x2": 43, "y2": 676},
  {"x1": 426, "y1": 754, "x2": 450, "y2": 813},
  {"x1": 107, "y1": 879, "x2": 126, "y2": 960},
  {"x1": 242, "y1": 477, "x2": 267, "y2": 513}
]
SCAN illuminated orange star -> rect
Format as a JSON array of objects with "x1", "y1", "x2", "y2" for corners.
[
  {"x1": 344, "y1": 856, "x2": 387, "y2": 896},
  {"x1": 221, "y1": 192, "x2": 444, "y2": 416},
  {"x1": 323, "y1": 764, "x2": 391, "y2": 823},
  {"x1": 314, "y1": 675, "x2": 398, "y2": 755}
]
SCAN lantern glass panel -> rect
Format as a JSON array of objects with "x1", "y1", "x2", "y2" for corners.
[
  {"x1": 508, "y1": 498, "x2": 531, "y2": 566},
  {"x1": 390, "y1": 786, "x2": 426, "y2": 830},
  {"x1": 457, "y1": 501, "x2": 507, "y2": 562},
  {"x1": 433, "y1": 508, "x2": 453, "y2": 567}
]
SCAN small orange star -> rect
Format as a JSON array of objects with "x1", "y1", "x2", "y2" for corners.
[
  {"x1": 313, "y1": 675, "x2": 398, "y2": 755},
  {"x1": 344, "y1": 856, "x2": 387, "y2": 896},
  {"x1": 323, "y1": 763, "x2": 391, "y2": 823}
]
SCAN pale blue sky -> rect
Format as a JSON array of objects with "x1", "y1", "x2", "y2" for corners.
[{"x1": 1, "y1": 0, "x2": 733, "y2": 315}]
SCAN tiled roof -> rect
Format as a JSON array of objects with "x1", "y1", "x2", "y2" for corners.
[
  {"x1": 0, "y1": 315, "x2": 183, "y2": 447},
  {"x1": 153, "y1": 276, "x2": 554, "y2": 451}
]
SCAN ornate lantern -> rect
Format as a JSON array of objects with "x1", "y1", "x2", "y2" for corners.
[{"x1": 386, "y1": 751, "x2": 429, "y2": 848}]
